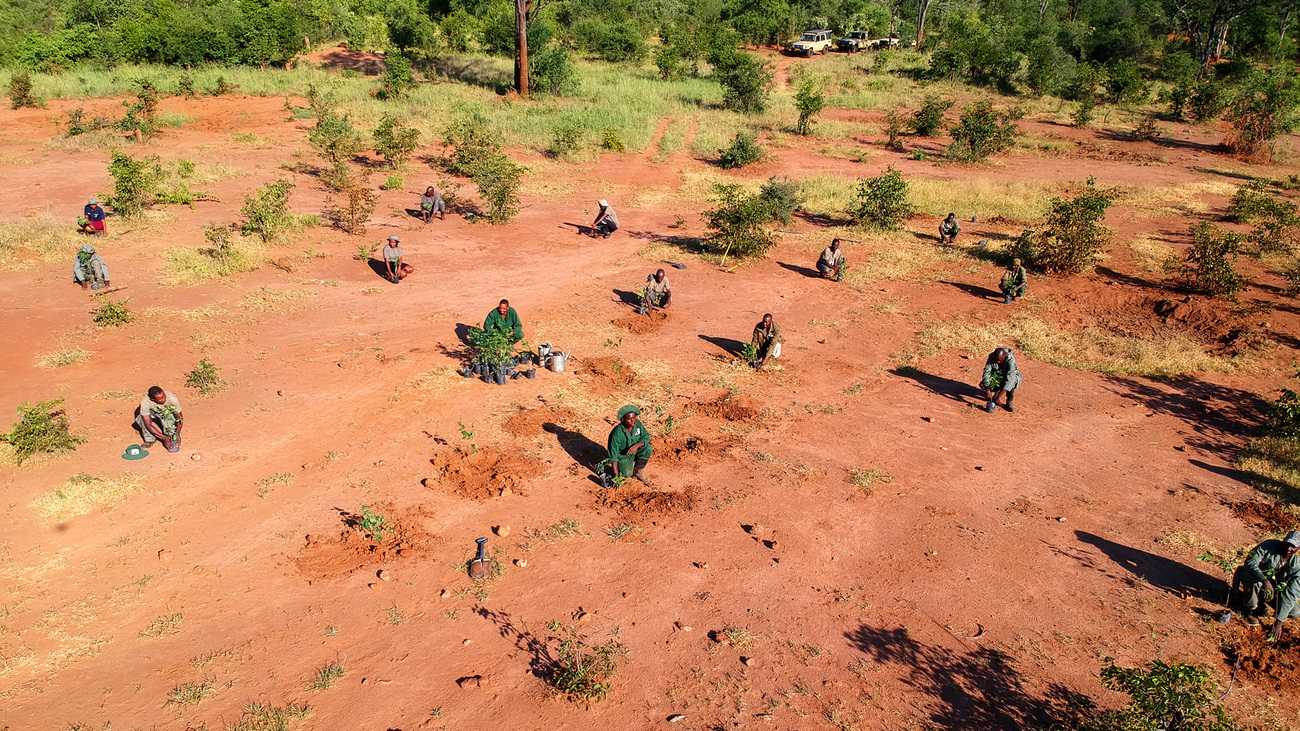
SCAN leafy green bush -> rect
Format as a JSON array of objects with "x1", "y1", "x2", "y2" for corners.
[
  {"x1": 849, "y1": 166, "x2": 912, "y2": 230},
  {"x1": 105, "y1": 153, "x2": 161, "y2": 217},
  {"x1": 93, "y1": 298, "x2": 134, "y2": 327},
  {"x1": 331, "y1": 170, "x2": 377, "y2": 234},
  {"x1": 717, "y1": 133, "x2": 765, "y2": 169},
  {"x1": 9, "y1": 71, "x2": 42, "y2": 109},
  {"x1": 209, "y1": 76, "x2": 237, "y2": 96},
  {"x1": 185, "y1": 359, "x2": 226, "y2": 395},
  {"x1": 545, "y1": 621, "x2": 627, "y2": 703},
  {"x1": 793, "y1": 77, "x2": 824, "y2": 135},
  {"x1": 176, "y1": 75, "x2": 197, "y2": 98},
  {"x1": 1165, "y1": 222, "x2": 1248, "y2": 299},
  {"x1": 883, "y1": 110, "x2": 905, "y2": 148},
  {"x1": 378, "y1": 54, "x2": 415, "y2": 100},
  {"x1": 602, "y1": 128, "x2": 626, "y2": 153},
  {"x1": 372, "y1": 114, "x2": 420, "y2": 169},
  {"x1": 1265, "y1": 390, "x2": 1300, "y2": 441},
  {"x1": 1224, "y1": 70, "x2": 1300, "y2": 162},
  {"x1": 1104, "y1": 60, "x2": 1145, "y2": 105},
  {"x1": 240, "y1": 180, "x2": 295, "y2": 243},
  {"x1": 550, "y1": 124, "x2": 582, "y2": 157},
  {"x1": 467, "y1": 323, "x2": 515, "y2": 368},
  {"x1": 711, "y1": 48, "x2": 773, "y2": 114},
  {"x1": 1247, "y1": 195, "x2": 1300, "y2": 255},
  {"x1": 308, "y1": 99, "x2": 364, "y2": 168},
  {"x1": 1072, "y1": 97, "x2": 1096, "y2": 128},
  {"x1": 472, "y1": 154, "x2": 525, "y2": 224},
  {"x1": 655, "y1": 23, "x2": 698, "y2": 81},
  {"x1": 1, "y1": 399, "x2": 85, "y2": 465},
  {"x1": 1017, "y1": 177, "x2": 1114, "y2": 274},
  {"x1": 442, "y1": 117, "x2": 503, "y2": 178},
  {"x1": 530, "y1": 47, "x2": 580, "y2": 96},
  {"x1": 358, "y1": 505, "x2": 388, "y2": 542},
  {"x1": 1078, "y1": 659, "x2": 1246, "y2": 731},
  {"x1": 382, "y1": 174, "x2": 404, "y2": 191},
  {"x1": 946, "y1": 101, "x2": 1021, "y2": 162},
  {"x1": 910, "y1": 95, "x2": 953, "y2": 137},
  {"x1": 1187, "y1": 82, "x2": 1230, "y2": 121},
  {"x1": 703, "y1": 183, "x2": 775, "y2": 262},
  {"x1": 1227, "y1": 179, "x2": 1274, "y2": 222},
  {"x1": 119, "y1": 80, "x2": 160, "y2": 137},
  {"x1": 759, "y1": 176, "x2": 801, "y2": 224}
]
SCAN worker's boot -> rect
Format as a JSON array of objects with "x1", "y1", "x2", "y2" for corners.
[
  {"x1": 1005, "y1": 390, "x2": 1015, "y2": 413},
  {"x1": 632, "y1": 458, "x2": 650, "y2": 484}
]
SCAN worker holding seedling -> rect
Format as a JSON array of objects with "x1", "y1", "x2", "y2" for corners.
[
  {"x1": 1000, "y1": 258, "x2": 1028, "y2": 304},
  {"x1": 643, "y1": 269, "x2": 672, "y2": 309},
  {"x1": 484, "y1": 299, "x2": 523, "y2": 344},
  {"x1": 751, "y1": 314, "x2": 783, "y2": 369},
  {"x1": 607, "y1": 405, "x2": 652, "y2": 484},
  {"x1": 135, "y1": 386, "x2": 183, "y2": 453},
  {"x1": 980, "y1": 347, "x2": 1021, "y2": 413},
  {"x1": 817, "y1": 239, "x2": 847, "y2": 282},
  {"x1": 939, "y1": 213, "x2": 960, "y2": 243},
  {"x1": 592, "y1": 199, "x2": 619, "y2": 238},
  {"x1": 382, "y1": 235, "x2": 412, "y2": 283},
  {"x1": 1235, "y1": 531, "x2": 1300, "y2": 638},
  {"x1": 421, "y1": 186, "x2": 445, "y2": 222},
  {"x1": 81, "y1": 198, "x2": 108, "y2": 237},
  {"x1": 73, "y1": 243, "x2": 111, "y2": 290}
]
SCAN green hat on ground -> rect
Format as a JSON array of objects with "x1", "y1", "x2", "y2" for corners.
[
  {"x1": 617, "y1": 405, "x2": 641, "y2": 420},
  {"x1": 122, "y1": 445, "x2": 149, "y2": 460}
]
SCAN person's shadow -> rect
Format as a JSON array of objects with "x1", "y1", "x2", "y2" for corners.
[
  {"x1": 777, "y1": 261, "x2": 822, "y2": 279},
  {"x1": 891, "y1": 366, "x2": 983, "y2": 403},
  {"x1": 544, "y1": 423, "x2": 607, "y2": 484},
  {"x1": 698, "y1": 334, "x2": 744, "y2": 357},
  {"x1": 1070, "y1": 530, "x2": 1222, "y2": 600},
  {"x1": 366, "y1": 258, "x2": 396, "y2": 282},
  {"x1": 404, "y1": 208, "x2": 424, "y2": 220},
  {"x1": 940, "y1": 280, "x2": 1001, "y2": 301},
  {"x1": 562, "y1": 222, "x2": 595, "y2": 236},
  {"x1": 612, "y1": 289, "x2": 640, "y2": 307},
  {"x1": 453, "y1": 323, "x2": 475, "y2": 345}
]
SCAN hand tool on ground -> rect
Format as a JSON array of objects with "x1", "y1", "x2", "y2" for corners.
[{"x1": 468, "y1": 537, "x2": 493, "y2": 579}]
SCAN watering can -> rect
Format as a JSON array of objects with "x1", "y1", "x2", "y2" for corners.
[
  {"x1": 548, "y1": 349, "x2": 572, "y2": 373},
  {"x1": 538, "y1": 341, "x2": 553, "y2": 363}
]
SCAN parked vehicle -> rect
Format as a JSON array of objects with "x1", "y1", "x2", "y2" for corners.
[
  {"x1": 837, "y1": 30, "x2": 869, "y2": 53},
  {"x1": 789, "y1": 30, "x2": 833, "y2": 56},
  {"x1": 869, "y1": 35, "x2": 901, "y2": 50}
]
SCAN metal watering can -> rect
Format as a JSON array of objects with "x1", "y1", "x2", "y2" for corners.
[
  {"x1": 537, "y1": 341, "x2": 553, "y2": 362},
  {"x1": 548, "y1": 349, "x2": 572, "y2": 373}
]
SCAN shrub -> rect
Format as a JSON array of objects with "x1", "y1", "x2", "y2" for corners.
[
  {"x1": 1078, "y1": 659, "x2": 1245, "y2": 731},
  {"x1": 178, "y1": 226, "x2": 261, "y2": 279},
  {"x1": 64, "y1": 106, "x2": 112, "y2": 136},
  {"x1": 910, "y1": 95, "x2": 953, "y2": 137},
  {"x1": 358, "y1": 505, "x2": 388, "y2": 542},
  {"x1": 849, "y1": 166, "x2": 912, "y2": 230},
  {"x1": 1265, "y1": 390, "x2": 1300, "y2": 441},
  {"x1": 1132, "y1": 117, "x2": 1161, "y2": 142},
  {"x1": 793, "y1": 78, "x2": 824, "y2": 135},
  {"x1": 209, "y1": 76, "x2": 237, "y2": 96},
  {"x1": 91, "y1": 297, "x2": 133, "y2": 327},
  {"x1": 9, "y1": 71, "x2": 43, "y2": 109},
  {"x1": 105, "y1": 153, "x2": 161, "y2": 217},
  {"x1": 1247, "y1": 196, "x2": 1300, "y2": 255},
  {"x1": 759, "y1": 176, "x2": 801, "y2": 224},
  {"x1": 309, "y1": 101, "x2": 365, "y2": 167},
  {"x1": 118, "y1": 80, "x2": 161, "y2": 138},
  {"x1": 331, "y1": 170, "x2": 377, "y2": 234},
  {"x1": 472, "y1": 154, "x2": 525, "y2": 224},
  {"x1": 711, "y1": 49, "x2": 773, "y2": 114},
  {"x1": 1187, "y1": 82, "x2": 1229, "y2": 121},
  {"x1": 177, "y1": 75, "x2": 197, "y2": 98},
  {"x1": 1226, "y1": 179, "x2": 1274, "y2": 223},
  {"x1": 717, "y1": 133, "x2": 765, "y2": 169},
  {"x1": 1, "y1": 399, "x2": 85, "y2": 465},
  {"x1": 1073, "y1": 97, "x2": 1096, "y2": 128},
  {"x1": 1020, "y1": 177, "x2": 1115, "y2": 274},
  {"x1": 703, "y1": 183, "x2": 775, "y2": 262},
  {"x1": 946, "y1": 101, "x2": 1021, "y2": 163},
  {"x1": 1165, "y1": 222, "x2": 1247, "y2": 299},
  {"x1": 185, "y1": 359, "x2": 225, "y2": 395},
  {"x1": 372, "y1": 114, "x2": 420, "y2": 169},
  {"x1": 546, "y1": 621, "x2": 628, "y2": 703},
  {"x1": 378, "y1": 54, "x2": 415, "y2": 100},
  {"x1": 467, "y1": 324, "x2": 515, "y2": 369},
  {"x1": 240, "y1": 179, "x2": 295, "y2": 243},
  {"x1": 530, "y1": 47, "x2": 580, "y2": 96},
  {"x1": 1105, "y1": 60, "x2": 1145, "y2": 105},
  {"x1": 1224, "y1": 71, "x2": 1300, "y2": 163},
  {"x1": 442, "y1": 117, "x2": 503, "y2": 178},
  {"x1": 550, "y1": 125, "x2": 582, "y2": 157},
  {"x1": 382, "y1": 174, "x2": 404, "y2": 190},
  {"x1": 601, "y1": 128, "x2": 626, "y2": 153},
  {"x1": 883, "y1": 110, "x2": 905, "y2": 149}
]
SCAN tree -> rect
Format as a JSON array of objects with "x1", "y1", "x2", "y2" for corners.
[
  {"x1": 1078, "y1": 659, "x2": 1246, "y2": 731},
  {"x1": 1171, "y1": 0, "x2": 1255, "y2": 68},
  {"x1": 794, "y1": 78, "x2": 824, "y2": 135},
  {"x1": 917, "y1": 0, "x2": 933, "y2": 46},
  {"x1": 373, "y1": 115, "x2": 420, "y2": 168},
  {"x1": 514, "y1": 0, "x2": 559, "y2": 98}
]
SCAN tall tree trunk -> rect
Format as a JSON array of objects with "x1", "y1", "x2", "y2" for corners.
[
  {"x1": 917, "y1": 0, "x2": 931, "y2": 46},
  {"x1": 1039, "y1": 0, "x2": 1051, "y2": 22},
  {"x1": 514, "y1": 0, "x2": 529, "y2": 97},
  {"x1": 1280, "y1": 1, "x2": 1294, "y2": 43},
  {"x1": 1068, "y1": 0, "x2": 1082, "y2": 22}
]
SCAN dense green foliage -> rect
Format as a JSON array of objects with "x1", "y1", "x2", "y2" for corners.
[
  {"x1": 1, "y1": 399, "x2": 85, "y2": 465},
  {"x1": 793, "y1": 77, "x2": 823, "y2": 135},
  {"x1": 703, "y1": 183, "x2": 776, "y2": 262},
  {"x1": 717, "y1": 132, "x2": 764, "y2": 168},
  {"x1": 1014, "y1": 177, "x2": 1114, "y2": 274},
  {"x1": 1165, "y1": 222, "x2": 1248, "y2": 299},
  {"x1": 850, "y1": 166, "x2": 912, "y2": 230},
  {"x1": 1076, "y1": 659, "x2": 1245, "y2": 731},
  {"x1": 240, "y1": 179, "x2": 296, "y2": 242}
]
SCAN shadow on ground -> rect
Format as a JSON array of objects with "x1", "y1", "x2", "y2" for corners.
[
  {"x1": 892, "y1": 366, "x2": 982, "y2": 404},
  {"x1": 1104, "y1": 375, "x2": 1267, "y2": 458},
  {"x1": 1059, "y1": 530, "x2": 1222, "y2": 599}
]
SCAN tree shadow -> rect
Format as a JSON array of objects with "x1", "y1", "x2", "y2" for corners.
[
  {"x1": 891, "y1": 366, "x2": 982, "y2": 404},
  {"x1": 1066, "y1": 530, "x2": 1222, "y2": 599},
  {"x1": 1093, "y1": 266, "x2": 1168, "y2": 293},
  {"x1": 939, "y1": 280, "x2": 1001, "y2": 302},
  {"x1": 431, "y1": 57, "x2": 511, "y2": 92},
  {"x1": 777, "y1": 261, "x2": 822, "y2": 279},
  {"x1": 1191, "y1": 165, "x2": 1262, "y2": 183},
  {"x1": 793, "y1": 210, "x2": 850, "y2": 227},
  {"x1": 1103, "y1": 375, "x2": 1267, "y2": 458},
  {"x1": 843, "y1": 625, "x2": 1093, "y2": 730},
  {"x1": 612, "y1": 289, "x2": 641, "y2": 307},
  {"x1": 1189, "y1": 458, "x2": 1256, "y2": 486},
  {"x1": 544, "y1": 423, "x2": 606, "y2": 473},
  {"x1": 626, "y1": 229, "x2": 705, "y2": 254},
  {"x1": 698, "y1": 334, "x2": 744, "y2": 357},
  {"x1": 474, "y1": 606, "x2": 558, "y2": 682}
]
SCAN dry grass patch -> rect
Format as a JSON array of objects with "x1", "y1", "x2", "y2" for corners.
[
  {"x1": 32, "y1": 473, "x2": 147, "y2": 522},
  {"x1": 229, "y1": 701, "x2": 311, "y2": 731},
  {"x1": 165, "y1": 234, "x2": 267, "y2": 285},
  {"x1": 139, "y1": 612, "x2": 185, "y2": 638},
  {"x1": 241, "y1": 285, "x2": 316, "y2": 312},
  {"x1": 1129, "y1": 234, "x2": 1176, "y2": 273},
  {"x1": 799, "y1": 175, "x2": 1056, "y2": 223},
  {"x1": 1120, "y1": 180, "x2": 1237, "y2": 219},
  {"x1": 0, "y1": 212, "x2": 83, "y2": 269},
  {"x1": 37, "y1": 347, "x2": 92, "y2": 368},
  {"x1": 167, "y1": 679, "x2": 215, "y2": 706}
]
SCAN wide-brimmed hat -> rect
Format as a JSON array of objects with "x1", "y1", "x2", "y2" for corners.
[
  {"x1": 387, "y1": 235, "x2": 399, "y2": 242},
  {"x1": 617, "y1": 405, "x2": 641, "y2": 420},
  {"x1": 88, "y1": 198, "x2": 99, "y2": 205},
  {"x1": 1286, "y1": 531, "x2": 1300, "y2": 548},
  {"x1": 122, "y1": 445, "x2": 149, "y2": 460},
  {"x1": 598, "y1": 200, "x2": 609, "y2": 207}
]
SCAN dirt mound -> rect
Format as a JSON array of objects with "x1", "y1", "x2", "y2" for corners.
[
  {"x1": 692, "y1": 395, "x2": 759, "y2": 421},
  {"x1": 657, "y1": 434, "x2": 732, "y2": 463},
  {"x1": 426, "y1": 447, "x2": 542, "y2": 499},
  {"x1": 297, "y1": 45, "x2": 387, "y2": 74},
  {"x1": 1049, "y1": 290, "x2": 1249, "y2": 352},
  {"x1": 595, "y1": 486, "x2": 698, "y2": 517},
  {"x1": 612, "y1": 310, "x2": 669, "y2": 334},
  {"x1": 1227, "y1": 500, "x2": 1300, "y2": 533},
  {"x1": 503, "y1": 406, "x2": 579, "y2": 438},
  {"x1": 294, "y1": 503, "x2": 436, "y2": 579},
  {"x1": 580, "y1": 356, "x2": 638, "y2": 388},
  {"x1": 1230, "y1": 628, "x2": 1300, "y2": 690}
]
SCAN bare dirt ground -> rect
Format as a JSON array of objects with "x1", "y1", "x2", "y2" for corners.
[{"x1": 3, "y1": 73, "x2": 1300, "y2": 731}]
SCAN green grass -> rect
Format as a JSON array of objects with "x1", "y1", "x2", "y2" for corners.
[
  {"x1": 167, "y1": 680, "x2": 214, "y2": 706},
  {"x1": 308, "y1": 661, "x2": 345, "y2": 691},
  {"x1": 228, "y1": 701, "x2": 311, "y2": 731}
]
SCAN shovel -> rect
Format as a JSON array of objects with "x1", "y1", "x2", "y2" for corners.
[
  {"x1": 468, "y1": 537, "x2": 493, "y2": 579},
  {"x1": 1217, "y1": 574, "x2": 1240, "y2": 624}
]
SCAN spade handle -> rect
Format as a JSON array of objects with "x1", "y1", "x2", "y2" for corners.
[{"x1": 475, "y1": 537, "x2": 488, "y2": 561}]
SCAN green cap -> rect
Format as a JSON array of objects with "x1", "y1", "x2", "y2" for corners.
[{"x1": 617, "y1": 405, "x2": 641, "y2": 420}]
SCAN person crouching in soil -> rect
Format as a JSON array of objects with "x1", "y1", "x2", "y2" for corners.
[
  {"x1": 592, "y1": 199, "x2": 620, "y2": 238},
  {"x1": 817, "y1": 239, "x2": 847, "y2": 282},
  {"x1": 421, "y1": 186, "x2": 446, "y2": 222},
  {"x1": 135, "y1": 386, "x2": 183, "y2": 452},
  {"x1": 484, "y1": 299, "x2": 524, "y2": 344},
  {"x1": 980, "y1": 347, "x2": 1021, "y2": 413},
  {"x1": 82, "y1": 198, "x2": 108, "y2": 237},
  {"x1": 1234, "y1": 531, "x2": 1300, "y2": 639},
  {"x1": 74, "y1": 244, "x2": 111, "y2": 290},
  {"x1": 643, "y1": 269, "x2": 672, "y2": 309},
  {"x1": 382, "y1": 235, "x2": 413, "y2": 283},
  {"x1": 939, "y1": 213, "x2": 960, "y2": 244},
  {"x1": 751, "y1": 313, "x2": 783, "y2": 369},
  {"x1": 1000, "y1": 258, "x2": 1027, "y2": 304},
  {"x1": 608, "y1": 405, "x2": 652, "y2": 484}
]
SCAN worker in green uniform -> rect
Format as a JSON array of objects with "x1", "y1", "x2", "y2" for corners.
[
  {"x1": 483, "y1": 299, "x2": 523, "y2": 344},
  {"x1": 980, "y1": 347, "x2": 1021, "y2": 413},
  {"x1": 607, "y1": 404, "x2": 652, "y2": 484},
  {"x1": 1235, "y1": 531, "x2": 1300, "y2": 638},
  {"x1": 1000, "y1": 258, "x2": 1027, "y2": 304}
]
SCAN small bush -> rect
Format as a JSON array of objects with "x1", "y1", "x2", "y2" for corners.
[
  {"x1": 105, "y1": 153, "x2": 161, "y2": 217},
  {"x1": 372, "y1": 115, "x2": 420, "y2": 169},
  {"x1": 378, "y1": 54, "x2": 415, "y2": 100},
  {"x1": 171, "y1": 226, "x2": 262, "y2": 281},
  {"x1": 551, "y1": 125, "x2": 582, "y2": 156},
  {"x1": 703, "y1": 183, "x2": 775, "y2": 262},
  {"x1": 1247, "y1": 196, "x2": 1300, "y2": 255},
  {"x1": 946, "y1": 101, "x2": 1021, "y2": 162},
  {"x1": 883, "y1": 110, "x2": 905, "y2": 149},
  {"x1": 358, "y1": 505, "x2": 388, "y2": 542},
  {"x1": 1187, "y1": 81, "x2": 1229, "y2": 121},
  {"x1": 793, "y1": 77, "x2": 825, "y2": 135},
  {"x1": 9, "y1": 71, "x2": 42, "y2": 109},
  {"x1": 332, "y1": 170, "x2": 378, "y2": 234},
  {"x1": 473, "y1": 154, "x2": 525, "y2": 224},
  {"x1": 1079, "y1": 659, "x2": 1245, "y2": 731},
  {"x1": 1227, "y1": 179, "x2": 1274, "y2": 223},
  {"x1": 309, "y1": 102, "x2": 365, "y2": 167},
  {"x1": 64, "y1": 106, "x2": 112, "y2": 136},
  {"x1": 1, "y1": 399, "x2": 85, "y2": 465},
  {"x1": 602, "y1": 127, "x2": 626, "y2": 153},
  {"x1": 176, "y1": 75, "x2": 197, "y2": 98},
  {"x1": 1019, "y1": 177, "x2": 1115, "y2": 274},
  {"x1": 382, "y1": 174, "x2": 404, "y2": 191},
  {"x1": 1132, "y1": 117, "x2": 1161, "y2": 142},
  {"x1": 531, "y1": 47, "x2": 580, "y2": 96},
  {"x1": 467, "y1": 324, "x2": 515, "y2": 369},
  {"x1": 1265, "y1": 390, "x2": 1300, "y2": 440},
  {"x1": 711, "y1": 49, "x2": 773, "y2": 114},
  {"x1": 1165, "y1": 222, "x2": 1248, "y2": 299},
  {"x1": 1224, "y1": 70, "x2": 1300, "y2": 163},
  {"x1": 759, "y1": 176, "x2": 801, "y2": 224},
  {"x1": 1072, "y1": 97, "x2": 1096, "y2": 127},
  {"x1": 93, "y1": 298, "x2": 134, "y2": 327},
  {"x1": 717, "y1": 133, "x2": 765, "y2": 169},
  {"x1": 119, "y1": 80, "x2": 161, "y2": 138},
  {"x1": 240, "y1": 179, "x2": 295, "y2": 243},
  {"x1": 185, "y1": 359, "x2": 225, "y2": 395},
  {"x1": 442, "y1": 117, "x2": 503, "y2": 178},
  {"x1": 546, "y1": 621, "x2": 628, "y2": 703},
  {"x1": 209, "y1": 76, "x2": 237, "y2": 96},
  {"x1": 849, "y1": 166, "x2": 912, "y2": 230},
  {"x1": 910, "y1": 95, "x2": 953, "y2": 137}
]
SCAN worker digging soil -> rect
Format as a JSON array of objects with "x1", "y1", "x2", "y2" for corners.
[
  {"x1": 817, "y1": 239, "x2": 846, "y2": 282},
  {"x1": 420, "y1": 185, "x2": 446, "y2": 222},
  {"x1": 1000, "y1": 258, "x2": 1028, "y2": 304},
  {"x1": 642, "y1": 269, "x2": 672, "y2": 310},
  {"x1": 381, "y1": 235, "x2": 413, "y2": 284},
  {"x1": 73, "y1": 243, "x2": 110, "y2": 291},
  {"x1": 980, "y1": 347, "x2": 1022, "y2": 413},
  {"x1": 591, "y1": 199, "x2": 619, "y2": 238},
  {"x1": 1234, "y1": 531, "x2": 1300, "y2": 640}
]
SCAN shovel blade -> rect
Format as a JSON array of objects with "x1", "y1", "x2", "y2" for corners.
[{"x1": 469, "y1": 557, "x2": 493, "y2": 579}]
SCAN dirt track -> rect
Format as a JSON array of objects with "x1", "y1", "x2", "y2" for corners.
[{"x1": 2, "y1": 77, "x2": 1300, "y2": 730}]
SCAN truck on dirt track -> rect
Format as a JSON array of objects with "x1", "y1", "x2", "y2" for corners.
[
  {"x1": 789, "y1": 30, "x2": 833, "y2": 56},
  {"x1": 837, "y1": 30, "x2": 869, "y2": 53}
]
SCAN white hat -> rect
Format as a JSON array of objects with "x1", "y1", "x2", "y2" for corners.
[
  {"x1": 598, "y1": 200, "x2": 608, "y2": 207},
  {"x1": 88, "y1": 198, "x2": 98, "y2": 205},
  {"x1": 387, "y1": 235, "x2": 399, "y2": 242},
  {"x1": 1286, "y1": 531, "x2": 1300, "y2": 548}
]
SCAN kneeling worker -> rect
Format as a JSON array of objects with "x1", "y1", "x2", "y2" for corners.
[
  {"x1": 484, "y1": 299, "x2": 524, "y2": 344},
  {"x1": 644, "y1": 269, "x2": 672, "y2": 309},
  {"x1": 607, "y1": 405, "x2": 652, "y2": 484},
  {"x1": 74, "y1": 244, "x2": 111, "y2": 290},
  {"x1": 817, "y1": 239, "x2": 846, "y2": 281},
  {"x1": 135, "y1": 386, "x2": 183, "y2": 453},
  {"x1": 1000, "y1": 258, "x2": 1027, "y2": 304},
  {"x1": 751, "y1": 313, "x2": 782, "y2": 369},
  {"x1": 980, "y1": 347, "x2": 1021, "y2": 413},
  {"x1": 1235, "y1": 531, "x2": 1300, "y2": 639}
]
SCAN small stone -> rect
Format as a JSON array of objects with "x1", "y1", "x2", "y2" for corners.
[
  {"x1": 277, "y1": 390, "x2": 284, "y2": 396},
  {"x1": 682, "y1": 625, "x2": 693, "y2": 632},
  {"x1": 742, "y1": 657, "x2": 754, "y2": 666},
  {"x1": 378, "y1": 570, "x2": 391, "y2": 581},
  {"x1": 514, "y1": 559, "x2": 527, "y2": 567},
  {"x1": 456, "y1": 674, "x2": 483, "y2": 689},
  {"x1": 369, "y1": 583, "x2": 381, "y2": 591},
  {"x1": 462, "y1": 638, "x2": 472, "y2": 645},
  {"x1": 495, "y1": 525, "x2": 511, "y2": 537},
  {"x1": 922, "y1": 416, "x2": 933, "y2": 422},
  {"x1": 440, "y1": 589, "x2": 451, "y2": 599},
  {"x1": 361, "y1": 677, "x2": 367, "y2": 684},
  {"x1": 158, "y1": 549, "x2": 174, "y2": 562},
  {"x1": 190, "y1": 453, "x2": 202, "y2": 461},
  {"x1": 1057, "y1": 516, "x2": 1067, "y2": 522},
  {"x1": 577, "y1": 612, "x2": 591, "y2": 622},
  {"x1": 668, "y1": 715, "x2": 687, "y2": 723},
  {"x1": 694, "y1": 561, "x2": 708, "y2": 569},
  {"x1": 975, "y1": 466, "x2": 983, "y2": 471},
  {"x1": 748, "y1": 524, "x2": 764, "y2": 535}
]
